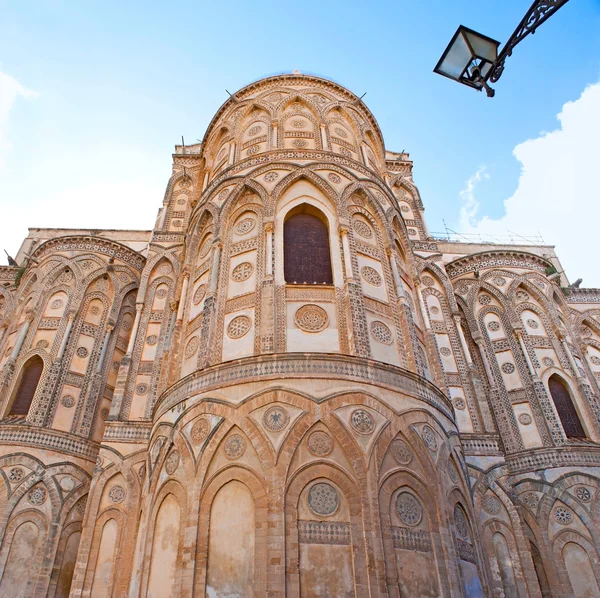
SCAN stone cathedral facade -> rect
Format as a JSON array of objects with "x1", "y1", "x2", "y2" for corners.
[{"x1": 1, "y1": 72, "x2": 600, "y2": 598}]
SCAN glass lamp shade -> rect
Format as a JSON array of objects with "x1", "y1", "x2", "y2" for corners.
[{"x1": 434, "y1": 25, "x2": 500, "y2": 89}]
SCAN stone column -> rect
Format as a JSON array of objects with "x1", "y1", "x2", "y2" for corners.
[
  {"x1": 515, "y1": 327, "x2": 537, "y2": 378},
  {"x1": 96, "y1": 326, "x2": 113, "y2": 372},
  {"x1": 176, "y1": 275, "x2": 189, "y2": 322},
  {"x1": 126, "y1": 303, "x2": 144, "y2": 356},
  {"x1": 208, "y1": 242, "x2": 222, "y2": 295},
  {"x1": 387, "y1": 248, "x2": 406, "y2": 301},
  {"x1": 271, "y1": 121, "x2": 278, "y2": 149},
  {"x1": 320, "y1": 124, "x2": 328, "y2": 150},
  {"x1": 228, "y1": 142, "x2": 236, "y2": 165},
  {"x1": 57, "y1": 313, "x2": 75, "y2": 360},
  {"x1": 10, "y1": 316, "x2": 32, "y2": 360},
  {"x1": 340, "y1": 227, "x2": 353, "y2": 281},
  {"x1": 415, "y1": 282, "x2": 430, "y2": 331},
  {"x1": 265, "y1": 223, "x2": 274, "y2": 277}
]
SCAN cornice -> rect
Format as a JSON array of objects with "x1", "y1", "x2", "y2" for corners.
[{"x1": 446, "y1": 249, "x2": 552, "y2": 280}]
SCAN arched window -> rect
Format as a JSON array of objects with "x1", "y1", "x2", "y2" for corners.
[
  {"x1": 10, "y1": 356, "x2": 43, "y2": 416},
  {"x1": 549, "y1": 375, "x2": 586, "y2": 438},
  {"x1": 284, "y1": 208, "x2": 333, "y2": 284}
]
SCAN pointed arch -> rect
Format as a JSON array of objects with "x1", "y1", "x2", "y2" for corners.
[
  {"x1": 8, "y1": 355, "x2": 44, "y2": 416},
  {"x1": 548, "y1": 374, "x2": 586, "y2": 438}
]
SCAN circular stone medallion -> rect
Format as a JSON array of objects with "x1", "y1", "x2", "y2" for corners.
[
  {"x1": 487, "y1": 321, "x2": 500, "y2": 332},
  {"x1": 361, "y1": 266, "x2": 382, "y2": 287},
  {"x1": 390, "y1": 440, "x2": 412, "y2": 465},
  {"x1": 76, "y1": 347, "x2": 88, "y2": 358},
  {"x1": 482, "y1": 495, "x2": 501, "y2": 515},
  {"x1": 61, "y1": 395, "x2": 75, "y2": 408},
  {"x1": 224, "y1": 434, "x2": 246, "y2": 459},
  {"x1": 575, "y1": 486, "x2": 592, "y2": 502},
  {"x1": 422, "y1": 425, "x2": 438, "y2": 451},
  {"x1": 454, "y1": 505, "x2": 469, "y2": 539},
  {"x1": 395, "y1": 492, "x2": 423, "y2": 526},
  {"x1": 235, "y1": 218, "x2": 256, "y2": 235},
  {"x1": 294, "y1": 305, "x2": 328, "y2": 333},
  {"x1": 191, "y1": 417, "x2": 211, "y2": 444},
  {"x1": 108, "y1": 485, "x2": 126, "y2": 504},
  {"x1": 554, "y1": 506, "x2": 573, "y2": 525},
  {"x1": 262, "y1": 406, "x2": 290, "y2": 432},
  {"x1": 370, "y1": 321, "x2": 393, "y2": 345},
  {"x1": 231, "y1": 262, "x2": 254, "y2": 282},
  {"x1": 350, "y1": 409, "x2": 376, "y2": 435},
  {"x1": 518, "y1": 413, "x2": 532, "y2": 425},
  {"x1": 8, "y1": 468, "x2": 24, "y2": 483},
  {"x1": 522, "y1": 493, "x2": 539, "y2": 509},
  {"x1": 60, "y1": 476, "x2": 75, "y2": 492},
  {"x1": 352, "y1": 219, "x2": 372, "y2": 239},
  {"x1": 328, "y1": 173, "x2": 341, "y2": 184},
  {"x1": 501, "y1": 362, "x2": 515, "y2": 374},
  {"x1": 308, "y1": 483, "x2": 339, "y2": 516},
  {"x1": 184, "y1": 336, "x2": 199, "y2": 359},
  {"x1": 264, "y1": 171, "x2": 279, "y2": 182},
  {"x1": 307, "y1": 431, "x2": 333, "y2": 456},
  {"x1": 28, "y1": 487, "x2": 47, "y2": 506},
  {"x1": 193, "y1": 284, "x2": 206, "y2": 305},
  {"x1": 227, "y1": 315, "x2": 252, "y2": 339},
  {"x1": 165, "y1": 451, "x2": 180, "y2": 475}
]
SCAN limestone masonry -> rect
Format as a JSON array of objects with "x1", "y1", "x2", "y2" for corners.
[{"x1": 0, "y1": 72, "x2": 599, "y2": 597}]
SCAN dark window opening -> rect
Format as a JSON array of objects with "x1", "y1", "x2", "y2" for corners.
[
  {"x1": 10, "y1": 356, "x2": 43, "y2": 416},
  {"x1": 284, "y1": 211, "x2": 333, "y2": 284},
  {"x1": 549, "y1": 375, "x2": 586, "y2": 438}
]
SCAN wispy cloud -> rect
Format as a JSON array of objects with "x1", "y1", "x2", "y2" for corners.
[
  {"x1": 458, "y1": 80, "x2": 600, "y2": 286},
  {"x1": 0, "y1": 71, "x2": 37, "y2": 167}
]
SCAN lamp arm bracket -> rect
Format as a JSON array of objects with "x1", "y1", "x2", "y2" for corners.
[{"x1": 490, "y1": 0, "x2": 570, "y2": 83}]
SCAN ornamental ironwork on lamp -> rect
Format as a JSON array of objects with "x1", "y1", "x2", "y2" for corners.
[{"x1": 433, "y1": 0, "x2": 571, "y2": 97}]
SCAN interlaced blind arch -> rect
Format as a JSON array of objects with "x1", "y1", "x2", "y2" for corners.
[
  {"x1": 10, "y1": 356, "x2": 43, "y2": 416},
  {"x1": 548, "y1": 375, "x2": 586, "y2": 438},
  {"x1": 284, "y1": 207, "x2": 333, "y2": 285}
]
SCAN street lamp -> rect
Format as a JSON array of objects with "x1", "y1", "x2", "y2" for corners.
[{"x1": 434, "y1": 0, "x2": 570, "y2": 97}]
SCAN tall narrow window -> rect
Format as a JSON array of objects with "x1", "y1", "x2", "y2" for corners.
[
  {"x1": 10, "y1": 356, "x2": 43, "y2": 416},
  {"x1": 284, "y1": 209, "x2": 333, "y2": 284},
  {"x1": 549, "y1": 375, "x2": 586, "y2": 438}
]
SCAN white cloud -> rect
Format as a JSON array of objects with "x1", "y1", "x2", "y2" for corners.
[
  {"x1": 459, "y1": 80, "x2": 600, "y2": 287},
  {"x1": 0, "y1": 71, "x2": 37, "y2": 166}
]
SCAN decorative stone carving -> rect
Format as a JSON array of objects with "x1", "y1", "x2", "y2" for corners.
[
  {"x1": 248, "y1": 125, "x2": 262, "y2": 136},
  {"x1": 439, "y1": 347, "x2": 452, "y2": 356},
  {"x1": 165, "y1": 451, "x2": 180, "y2": 474},
  {"x1": 396, "y1": 492, "x2": 423, "y2": 526},
  {"x1": 487, "y1": 321, "x2": 500, "y2": 332},
  {"x1": 543, "y1": 357, "x2": 555, "y2": 367},
  {"x1": 501, "y1": 362, "x2": 515, "y2": 374},
  {"x1": 390, "y1": 440, "x2": 412, "y2": 465},
  {"x1": 264, "y1": 171, "x2": 279, "y2": 182},
  {"x1": 554, "y1": 506, "x2": 573, "y2": 525},
  {"x1": 292, "y1": 139, "x2": 308, "y2": 148},
  {"x1": 590, "y1": 356, "x2": 600, "y2": 366},
  {"x1": 191, "y1": 417, "x2": 211, "y2": 444},
  {"x1": 421, "y1": 276, "x2": 434, "y2": 287},
  {"x1": 308, "y1": 483, "x2": 339, "y2": 516},
  {"x1": 526, "y1": 319, "x2": 539, "y2": 330},
  {"x1": 518, "y1": 413, "x2": 532, "y2": 425},
  {"x1": 61, "y1": 395, "x2": 75, "y2": 408},
  {"x1": 224, "y1": 434, "x2": 246, "y2": 459},
  {"x1": 184, "y1": 336, "x2": 199, "y2": 358},
  {"x1": 262, "y1": 406, "x2": 289, "y2": 432},
  {"x1": 448, "y1": 462, "x2": 459, "y2": 483},
  {"x1": 136, "y1": 383, "x2": 149, "y2": 395},
  {"x1": 51, "y1": 299, "x2": 64, "y2": 309},
  {"x1": 108, "y1": 485, "x2": 126, "y2": 504},
  {"x1": 370, "y1": 320, "x2": 393, "y2": 345},
  {"x1": 76, "y1": 347, "x2": 88, "y2": 358},
  {"x1": 575, "y1": 486, "x2": 592, "y2": 502},
  {"x1": 308, "y1": 431, "x2": 333, "y2": 456},
  {"x1": 352, "y1": 219, "x2": 372, "y2": 239},
  {"x1": 235, "y1": 218, "x2": 256, "y2": 235},
  {"x1": 492, "y1": 277, "x2": 506, "y2": 286},
  {"x1": 36, "y1": 340, "x2": 49, "y2": 349},
  {"x1": 294, "y1": 305, "x2": 328, "y2": 333},
  {"x1": 227, "y1": 315, "x2": 252, "y2": 339},
  {"x1": 156, "y1": 288, "x2": 168, "y2": 299},
  {"x1": 361, "y1": 266, "x2": 382, "y2": 287},
  {"x1": 482, "y1": 495, "x2": 501, "y2": 515},
  {"x1": 350, "y1": 409, "x2": 375, "y2": 435},
  {"x1": 146, "y1": 335, "x2": 158, "y2": 346},
  {"x1": 422, "y1": 425, "x2": 438, "y2": 451},
  {"x1": 231, "y1": 262, "x2": 254, "y2": 282},
  {"x1": 453, "y1": 397, "x2": 466, "y2": 410},
  {"x1": 516, "y1": 290, "x2": 529, "y2": 301},
  {"x1": 28, "y1": 487, "x2": 47, "y2": 505},
  {"x1": 522, "y1": 493, "x2": 539, "y2": 509},
  {"x1": 328, "y1": 173, "x2": 341, "y2": 184},
  {"x1": 8, "y1": 468, "x2": 24, "y2": 482},
  {"x1": 454, "y1": 506, "x2": 469, "y2": 539},
  {"x1": 60, "y1": 476, "x2": 75, "y2": 492},
  {"x1": 478, "y1": 294, "x2": 491, "y2": 305},
  {"x1": 193, "y1": 284, "x2": 206, "y2": 305}
]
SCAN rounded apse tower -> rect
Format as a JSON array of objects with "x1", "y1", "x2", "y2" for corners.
[{"x1": 2, "y1": 71, "x2": 600, "y2": 598}]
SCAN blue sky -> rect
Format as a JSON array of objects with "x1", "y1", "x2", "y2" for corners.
[{"x1": 1, "y1": 1, "x2": 599, "y2": 283}]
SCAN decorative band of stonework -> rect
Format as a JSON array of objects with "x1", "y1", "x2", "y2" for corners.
[
  {"x1": 505, "y1": 447, "x2": 600, "y2": 474},
  {"x1": 298, "y1": 520, "x2": 350, "y2": 545},
  {"x1": 155, "y1": 354, "x2": 453, "y2": 420},
  {"x1": 103, "y1": 422, "x2": 152, "y2": 442},
  {"x1": 391, "y1": 527, "x2": 432, "y2": 553},
  {"x1": 0, "y1": 425, "x2": 99, "y2": 461}
]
